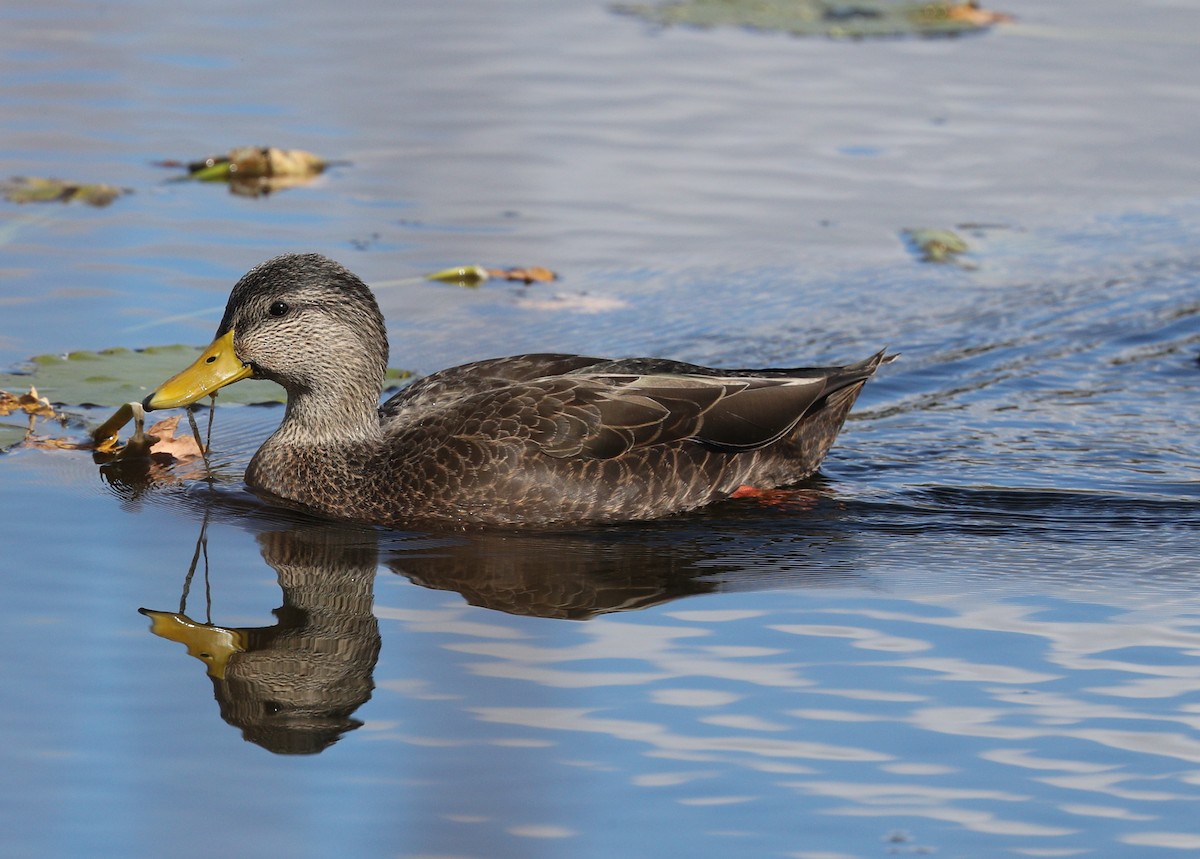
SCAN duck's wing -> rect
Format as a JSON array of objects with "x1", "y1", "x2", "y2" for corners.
[
  {"x1": 536, "y1": 349, "x2": 893, "y2": 458},
  {"x1": 398, "y1": 371, "x2": 837, "y2": 461},
  {"x1": 385, "y1": 351, "x2": 892, "y2": 461}
]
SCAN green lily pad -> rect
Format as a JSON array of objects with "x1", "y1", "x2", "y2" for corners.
[
  {"x1": 0, "y1": 419, "x2": 30, "y2": 451},
  {"x1": 613, "y1": 0, "x2": 1012, "y2": 38},
  {"x1": 0, "y1": 346, "x2": 283, "y2": 407},
  {"x1": 0, "y1": 345, "x2": 414, "y2": 409}
]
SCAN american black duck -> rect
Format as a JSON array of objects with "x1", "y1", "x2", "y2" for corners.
[{"x1": 143, "y1": 253, "x2": 890, "y2": 527}]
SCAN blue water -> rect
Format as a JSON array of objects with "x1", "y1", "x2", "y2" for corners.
[{"x1": 3, "y1": 1, "x2": 1200, "y2": 857}]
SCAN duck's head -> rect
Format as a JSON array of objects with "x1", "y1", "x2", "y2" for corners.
[{"x1": 143, "y1": 253, "x2": 389, "y2": 412}]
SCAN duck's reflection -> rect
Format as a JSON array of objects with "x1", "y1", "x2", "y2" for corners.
[
  {"x1": 142, "y1": 523, "x2": 381, "y2": 755},
  {"x1": 140, "y1": 490, "x2": 855, "y2": 755},
  {"x1": 389, "y1": 532, "x2": 724, "y2": 620}
]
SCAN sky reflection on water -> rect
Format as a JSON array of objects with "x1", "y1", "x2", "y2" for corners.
[
  {"x1": 3, "y1": 0, "x2": 1200, "y2": 856},
  {"x1": 6, "y1": 442, "x2": 1198, "y2": 857}
]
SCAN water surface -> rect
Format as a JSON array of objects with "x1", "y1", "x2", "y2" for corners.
[{"x1": 2, "y1": 1, "x2": 1200, "y2": 857}]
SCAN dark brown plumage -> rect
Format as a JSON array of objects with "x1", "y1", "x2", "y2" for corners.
[{"x1": 144, "y1": 253, "x2": 891, "y2": 528}]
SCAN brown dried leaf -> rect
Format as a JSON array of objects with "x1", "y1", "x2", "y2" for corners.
[
  {"x1": 0, "y1": 386, "x2": 61, "y2": 418},
  {"x1": 145, "y1": 416, "x2": 204, "y2": 461},
  {"x1": 944, "y1": 2, "x2": 1014, "y2": 26},
  {"x1": 158, "y1": 147, "x2": 331, "y2": 197},
  {"x1": 18, "y1": 386, "x2": 56, "y2": 418},
  {"x1": 427, "y1": 264, "x2": 559, "y2": 286},
  {"x1": 172, "y1": 146, "x2": 326, "y2": 180},
  {"x1": 485, "y1": 266, "x2": 558, "y2": 284}
]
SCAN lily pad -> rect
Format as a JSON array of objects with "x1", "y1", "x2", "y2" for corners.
[
  {"x1": 1, "y1": 176, "x2": 131, "y2": 207},
  {"x1": 0, "y1": 419, "x2": 31, "y2": 451},
  {"x1": 0, "y1": 345, "x2": 414, "y2": 409},
  {"x1": 613, "y1": 0, "x2": 1012, "y2": 38},
  {"x1": 0, "y1": 346, "x2": 283, "y2": 408}
]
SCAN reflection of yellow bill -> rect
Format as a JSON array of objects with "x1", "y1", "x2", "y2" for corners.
[
  {"x1": 139, "y1": 609, "x2": 247, "y2": 680},
  {"x1": 144, "y1": 330, "x2": 252, "y2": 410}
]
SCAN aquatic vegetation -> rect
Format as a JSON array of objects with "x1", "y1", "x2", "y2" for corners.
[
  {"x1": 155, "y1": 146, "x2": 332, "y2": 197},
  {"x1": 613, "y1": 0, "x2": 1013, "y2": 38},
  {"x1": 0, "y1": 345, "x2": 411, "y2": 409},
  {"x1": 1, "y1": 176, "x2": 130, "y2": 207},
  {"x1": 425, "y1": 264, "x2": 558, "y2": 286},
  {"x1": 0, "y1": 387, "x2": 66, "y2": 451},
  {"x1": 901, "y1": 226, "x2": 970, "y2": 263},
  {"x1": 0, "y1": 344, "x2": 409, "y2": 457},
  {"x1": 0, "y1": 345, "x2": 286, "y2": 408}
]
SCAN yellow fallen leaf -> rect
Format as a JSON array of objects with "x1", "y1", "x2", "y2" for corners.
[
  {"x1": 426, "y1": 264, "x2": 559, "y2": 287},
  {"x1": 426, "y1": 264, "x2": 490, "y2": 286}
]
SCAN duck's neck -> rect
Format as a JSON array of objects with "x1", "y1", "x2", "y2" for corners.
[
  {"x1": 245, "y1": 374, "x2": 386, "y2": 514},
  {"x1": 275, "y1": 380, "x2": 383, "y2": 447}
]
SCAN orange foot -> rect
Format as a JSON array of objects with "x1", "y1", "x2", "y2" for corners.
[{"x1": 729, "y1": 486, "x2": 818, "y2": 509}]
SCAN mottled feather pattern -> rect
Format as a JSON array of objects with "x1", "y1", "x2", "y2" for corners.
[{"x1": 165, "y1": 254, "x2": 890, "y2": 527}]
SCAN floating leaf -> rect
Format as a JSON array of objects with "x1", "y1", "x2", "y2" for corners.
[
  {"x1": 489, "y1": 266, "x2": 557, "y2": 284},
  {"x1": 141, "y1": 416, "x2": 204, "y2": 462},
  {"x1": 0, "y1": 420, "x2": 29, "y2": 451},
  {"x1": 2, "y1": 346, "x2": 412, "y2": 410},
  {"x1": 902, "y1": 227, "x2": 970, "y2": 264},
  {"x1": 0, "y1": 386, "x2": 74, "y2": 453},
  {"x1": 426, "y1": 264, "x2": 491, "y2": 286},
  {"x1": 156, "y1": 146, "x2": 333, "y2": 197},
  {"x1": 2, "y1": 347, "x2": 412, "y2": 456},
  {"x1": 0, "y1": 345, "x2": 286, "y2": 408},
  {"x1": 613, "y1": 0, "x2": 1012, "y2": 38},
  {"x1": 0, "y1": 386, "x2": 58, "y2": 418},
  {"x1": 425, "y1": 264, "x2": 558, "y2": 287},
  {"x1": 1, "y1": 176, "x2": 130, "y2": 207},
  {"x1": 384, "y1": 367, "x2": 415, "y2": 389}
]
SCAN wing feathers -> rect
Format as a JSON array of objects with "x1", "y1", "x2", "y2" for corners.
[
  {"x1": 693, "y1": 380, "x2": 826, "y2": 451},
  {"x1": 525, "y1": 375, "x2": 830, "y2": 460},
  {"x1": 392, "y1": 354, "x2": 886, "y2": 463}
]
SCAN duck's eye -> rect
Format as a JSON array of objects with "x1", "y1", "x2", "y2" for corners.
[{"x1": 268, "y1": 300, "x2": 289, "y2": 318}]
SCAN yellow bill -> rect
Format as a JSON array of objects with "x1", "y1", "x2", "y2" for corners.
[
  {"x1": 140, "y1": 609, "x2": 247, "y2": 680},
  {"x1": 143, "y1": 329, "x2": 252, "y2": 410}
]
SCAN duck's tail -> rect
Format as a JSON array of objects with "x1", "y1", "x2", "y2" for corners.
[{"x1": 765, "y1": 348, "x2": 894, "y2": 481}]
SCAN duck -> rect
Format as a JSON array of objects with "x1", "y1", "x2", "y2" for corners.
[{"x1": 142, "y1": 253, "x2": 891, "y2": 528}]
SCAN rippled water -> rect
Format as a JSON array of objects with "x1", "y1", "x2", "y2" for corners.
[{"x1": 3, "y1": 1, "x2": 1200, "y2": 856}]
